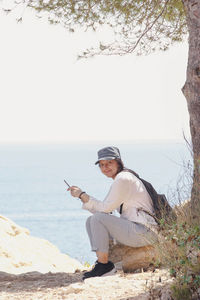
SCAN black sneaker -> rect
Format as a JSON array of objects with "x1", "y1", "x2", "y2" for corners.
[{"x1": 83, "y1": 261, "x2": 116, "y2": 280}]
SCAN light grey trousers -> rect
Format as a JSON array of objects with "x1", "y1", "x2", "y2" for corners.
[{"x1": 86, "y1": 212, "x2": 157, "y2": 253}]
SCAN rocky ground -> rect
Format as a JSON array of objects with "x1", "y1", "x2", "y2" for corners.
[
  {"x1": 0, "y1": 268, "x2": 173, "y2": 300},
  {"x1": 0, "y1": 214, "x2": 174, "y2": 299}
]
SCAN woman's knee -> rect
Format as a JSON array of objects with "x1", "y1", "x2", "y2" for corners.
[
  {"x1": 91, "y1": 212, "x2": 107, "y2": 222},
  {"x1": 85, "y1": 215, "x2": 92, "y2": 230},
  {"x1": 85, "y1": 213, "x2": 104, "y2": 230},
  {"x1": 86, "y1": 213, "x2": 112, "y2": 231}
]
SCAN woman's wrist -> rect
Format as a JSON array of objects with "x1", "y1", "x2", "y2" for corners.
[
  {"x1": 79, "y1": 192, "x2": 89, "y2": 203},
  {"x1": 79, "y1": 191, "x2": 86, "y2": 199}
]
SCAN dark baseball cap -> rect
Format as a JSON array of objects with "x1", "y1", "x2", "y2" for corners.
[{"x1": 95, "y1": 146, "x2": 121, "y2": 165}]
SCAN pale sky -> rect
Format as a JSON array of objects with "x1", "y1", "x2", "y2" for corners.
[{"x1": 0, "y1": 8, "x2": 190, "y2": 144}]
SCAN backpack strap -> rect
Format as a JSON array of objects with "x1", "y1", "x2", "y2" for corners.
[
  {"x1": 137, "y1": 207, "x2": 159, "y2": 223},
  {"x1": 119, "y1": 169, "x2": 157, "y2": 221},
  {"x1": 119, "y1": 203, "x2": 123, "y2": 214}
]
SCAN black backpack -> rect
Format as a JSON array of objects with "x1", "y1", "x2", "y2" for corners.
[{"x1": 120, "y1": 169, "x2": 176, "y2": 225}]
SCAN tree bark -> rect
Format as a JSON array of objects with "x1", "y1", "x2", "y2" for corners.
[{"x1": 182, "y1": 0, "x2": 200, "y2": 219}]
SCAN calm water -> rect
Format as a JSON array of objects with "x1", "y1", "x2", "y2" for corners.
[{"x1": 0, "y1": 141, "x2": 191, "y2": 264}]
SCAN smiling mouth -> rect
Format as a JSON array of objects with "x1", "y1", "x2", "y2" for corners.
[{"x1": 105, "y1": 170, "x2": 112, "y2": 175}]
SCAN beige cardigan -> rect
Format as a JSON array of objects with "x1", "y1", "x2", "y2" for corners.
[{"x1": 82, "y1": 171, "x2": 158, "y2": 227}]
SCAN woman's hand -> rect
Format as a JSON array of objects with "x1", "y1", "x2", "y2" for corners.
[
  {"x1": 67, "y1": 186, "x2": 89, "y2": 203},
  {"x1": 68, "y1": 186, "x2": 82, "y2": 198}
]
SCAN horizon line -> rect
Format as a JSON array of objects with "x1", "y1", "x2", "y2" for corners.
[{"x1": 0, "y1": 138, "x2": 190, "y2": 146}]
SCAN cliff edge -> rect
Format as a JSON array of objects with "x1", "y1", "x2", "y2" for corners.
[{"x1": 0, "y1": 215, "x2": 84, "y2": 274}]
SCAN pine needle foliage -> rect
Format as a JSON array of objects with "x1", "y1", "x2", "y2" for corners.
[{"x1": 14, "y1": 0, "x2": 187, "y2": 57}]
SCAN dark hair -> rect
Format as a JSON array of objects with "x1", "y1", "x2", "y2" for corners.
[
  {"x1": 115, "y1": 159, "x2": 125, "y2": 174},
  {"x1": 115, "y1": 159, "x2": 140, "y2": 178}
]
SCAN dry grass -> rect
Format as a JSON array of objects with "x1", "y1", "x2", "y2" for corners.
[{"x1": 154, "y1": 156, "x2": 200, "y2": 300}]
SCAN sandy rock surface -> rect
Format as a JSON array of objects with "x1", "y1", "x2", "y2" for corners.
[
  {"x1": 0, "y1": 215, "x2": 84, "y2": 274},
  {"x1": 0, "y1": 268, "x2": 173, "y2": 300}
]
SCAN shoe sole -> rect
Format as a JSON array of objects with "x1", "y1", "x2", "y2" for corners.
[
  {"x1": 83, "y1": 267, "x2": 117, "y2": 280},
  {"x1": 102, "y1": 267, "x2": 117, "y2": 277}
]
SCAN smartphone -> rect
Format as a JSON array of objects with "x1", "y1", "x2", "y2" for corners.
[{"x1": 64, "y1": 180, "x2": 70, "y2": 188}]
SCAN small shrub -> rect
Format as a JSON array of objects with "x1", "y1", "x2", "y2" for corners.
[
  {"x1": 155, "y1": 218, "x2": 200, "y2": 300},
  {"x1": 154, "y1": 147, "x2": 200, "y2": 300},
  {"x1": 83, "y1": 261, "x2": 91, "y2": 269}
]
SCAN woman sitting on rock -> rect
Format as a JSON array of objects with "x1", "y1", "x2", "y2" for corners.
[{"x1": 68, "y1": 146, "x2": 158, "y2": 280}]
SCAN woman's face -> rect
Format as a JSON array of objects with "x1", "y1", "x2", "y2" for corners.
[{"x1": 99, "y1": 159, "x2": 119, "y2": 179}]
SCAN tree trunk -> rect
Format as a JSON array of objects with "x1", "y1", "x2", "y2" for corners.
[{"x1": 182, "y1": 0, "x2": 200, "y2": 220}]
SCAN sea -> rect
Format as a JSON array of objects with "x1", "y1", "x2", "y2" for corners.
[{"x1": 0, "y1": 141, "x2": 192, "y2": 264}]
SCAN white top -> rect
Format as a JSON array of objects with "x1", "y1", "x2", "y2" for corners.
[{"x1": 82, "y1": 171, "x2": 158, "y2": 226}]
